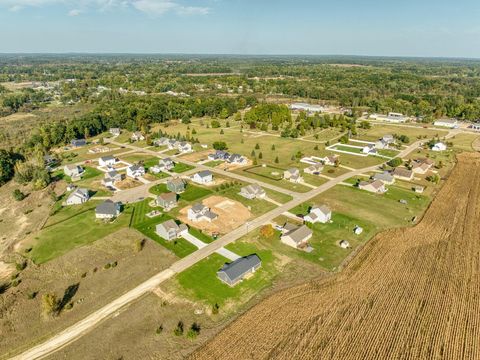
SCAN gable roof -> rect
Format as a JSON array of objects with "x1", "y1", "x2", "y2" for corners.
[
  {"x1": 284, "y1": 225, "x2": 313, "y2": 244},
  {"x1": 95, "y1": 200, "x2": 119, "y2": 215},
  {"x1": 100, "y1": 155, "x2": 115, "y2": 162},
  {"x1": 312, "y1": 205, "x2": 331, "y2": 216},
  {"x1": 158, "y1": 192, "x2": 177, "y2": 203},
  {"x1": 196, "y1": 170, "x2": 212, "y2": 178},
  {"x1": 393, "y1": 167, "x2": 413, "y2": 178},
  {"x1": 218, "y1": 254, "x2": 261, "y2": 282},
  {"x1": 168, "y1": 178, "x2": 186, "y2": 187},
  {"x1": 373, "y1": 171, "x2": 394, "y2": 182}
]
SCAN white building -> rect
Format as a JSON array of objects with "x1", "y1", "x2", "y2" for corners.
[
  {"x1": 192, "y1": 170, "x2": 213, "y2": 184},
  {"x1": 126, "y1": 165, "x2": 145, "y2": 178},
  {"x1": 187, "y1": 203, "x2": 218, "y2": 222},
  {"x1": 99, "y1": 155, "x2": 116, "y2": 167},
  {"x1": 95, "y1": 200, "x2": 121, "y2": 219},
  {"x1": 370, "y1": 112, "x2": 407, "y2": 123},
  {"x1": 109, "y1": 128, "x2": 121, "y2": 136},
  {"x1": 65, "y1": 188, "x2": 89, "y2": 205},
  {"x1": 64, "y1": 164, "x2": 84, "y2": 179},
  {"x1": 159, "y1": 158, "x2": 175, "y2": 171},
  {"x1": 290, "y1": 103, "x2": 324, "y2": 113},
  {"x1": 353, "y1": 225, "x2": 363, "y2": 235},
  {"x1": 434, "y1": 119, "x2": 458, "y2": 128},
  {"x1": 131, "y1": 131, "x2": 145, "y2": 141},
  {"x1": 304, "y1": 205, "x2": 332, "y2": 224},
  {"x1": 339, "y1": 240, "x2": 350, "y2": 249},
  {"x1": 431, "y1": 142, "x2": 447, "y2": 152},
  {"x1": 284, "y1": 168, "x2": 303, "y2": 183}
]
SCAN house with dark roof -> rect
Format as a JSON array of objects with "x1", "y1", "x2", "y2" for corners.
[
  {"x1": 102, "y1": 170, "x2": 124, "y2": 187},
  {"x1": 373, "y1": 171, "x2": 395, "y2": 184},
  {"x1": 126, "y1": 164, "x2": 145, "y2": 178},
  {"x1": 217, "y1": 254, "x2": 262, "y2": 286},
  {"x1": 192, "y1": 170, "x2": 213, "y2": 184},
  {"x1": 95, "y1": 200, "x2": 121, "y2": 219},
  {"x1": 71, "y1": 139, "x2": 86, "y2": 147},
  {"x1": 99, "y1": 155, "x2": 117, "y2": 167},
  {"x1": 209, "y1": 150, "x2": 230, "y2": 161},
  {"x1": 188, "y1": 202, "x2": 218, "y2": 222},
  {"x1": 155, "y1": 220, "x2": 188, "y2": 241}
]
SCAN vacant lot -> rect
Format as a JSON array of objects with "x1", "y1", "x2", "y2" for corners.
[
  {"x1": 192, "y1": 152, "x2": 480, "y2": 360},
  {"x1": 354, "y1": 123, "x2": 448, "y2": 144}
]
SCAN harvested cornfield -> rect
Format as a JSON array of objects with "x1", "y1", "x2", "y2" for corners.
[{"x1": 192, "y1": 152, "x2": 480, "y2": 360}]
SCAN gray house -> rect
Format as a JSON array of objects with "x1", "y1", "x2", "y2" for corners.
[
  {"x1": 156, "y1": 192, "x2": 177, "y2": 210},
  {"x1": 217, "y1": 254, "x2": 262, "y2": 286},
  {"x1": 373, "y1": 171, "x2": 395, "y2": 184},
  {"x1": 95, "y1": 200, "x2": 121, "y2": 219},
  {"x1": 155, "y1": 220, "x2": 188, "y2": 241},
  {"x1": 167, "y1": 178, "x2": 186, "y2": 193},
  {"x1": 71, "y1": 139, "x2": 86, "y2": 147}
]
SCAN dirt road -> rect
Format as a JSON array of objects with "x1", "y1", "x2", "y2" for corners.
[{"x1": 192, "y1": 152, "x2": 480, "y2": 360}]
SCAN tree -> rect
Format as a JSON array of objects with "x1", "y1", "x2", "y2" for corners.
[
  {"x1": 187, "y1": 322, "x2": 201, "y2": 339},
  {"x1": 181, "y1": 114, "x2": 191, "y2": 124},
  {"x1": 255, "y1": 143, "x2": 260, "y2": 149},
  {"x1": 387, "y1": 157, "x2": 403, "y2": 168},
  {"x1": 12, "y1": 189, "x2": 26, "y2": 201},
  {"x1": 258, "y1": 152, "x2": 263, "y2": 159},
  {"x1": 0, "y1": 150, "x2": 16, "y2": 185},
  {"x1": 192, "y1": 128, "x2": 197, "y2": 135},
  {"x1": 260, "y1": 224, "x2": 275, "y2": 238},
  {"x1": 251, "y1": 150, "x2": 256, "y2": 157},
  {"x1": 359, "y1": 121, "x2": 371, "y2": 129},
  {"x1": 211, "y1": 120, "x2": 221, "y2": 128},
  {"x1": 274, "y1": 156, "x2": 279, "y2": 163},
  {"x1": 212, "y1": 141, "x2": 228, "y2": 150},
  {"x1": 220, "y1": 129, "x2": 224, "y2": 134},
  {"x1": 173, "y1": 321, "x2": 184, "y2": 336},
  {"x1": 271, "y1": 144, "x2": 275, "y2": 150},
  {"x1": 42, "y1": 293, "x2": 59, "y2": 317}
]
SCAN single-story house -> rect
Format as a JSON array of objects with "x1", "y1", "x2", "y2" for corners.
[
  {"x1": 99, "y1": 155, "x2": 117, "y2": 167},
  {"x1": 358, "y1": 179, "x2": 387, "y2": 194},
  {"x1": 304, "y1": 163, "x2": 324, "y2": 175},
  {"x1": 284, "y1": 168, "x2": 303, "y2": 183},
  {"x1": 156, "y1": 192, "x2": 177, "y2": 210},
  {"x1": 167, "y1": 178, "x2": 186, "y2": 193},
  {"x1": 373, "y1": 171, "x2": 395, "y2": 184},
  {"x1": 434, "y1": 118, "x2": 458, "y2": 128},
  {"x1": 227, "y1": 153, "x2": 247, "y2": 165},
  {"x1": 131, "y1": 131, "x2": 145, "y2": 141},
  {"x1": 322, "y1": 155, "x2": 339, "y2": 166},
  {"x1": 109, "y1": 128, "x2": 121, "y2": 136},
  {"x1": 65, "y1": 188, "x2": 89, "y2": 205},
  {"x1": 280, "y1": 224, "x2": 313, "y2": 249},
  {"x1": 411, "y1": 158, "x2": 434, "y2": 174},
  {"x1": 126, "y1": 165, "x2": 145, "y2": 178},
  {"x1": 64, "y1": 164, "x2": 84, "y2": 179},
  {"x1": 192, "y1": 170, "x2": 213, "y2": 184},
  {"x1": 431, "y1": 142, "x2": 447, "y2": 152},
  {"x1": 304, "y1": 205, "x2": 331, "y2": 224},
  {"x1": 188, "y1": 202, "x2": 218, "y2": 222},
  {"x1": 392, "y1": 167, "x2": 414, "y2": 181},
  {"x1": 239, "y1": 184, "x2": 266, "y2": 199},
  {"x1": 353, "y1": 225, "x2": 363, "y2": 235},
  {"x1": 95, "y1": 200, "x2": 121, "y2": 219},
  {"x1": 413, "y1": 185, "x2": 425, "y2": 193},
  {"x1": 217, "y1": 254, "x2": 262, "y2": 287},
  {"x1": 159, "y1": 158, "x2": 175, "y2": 171},
  {"x1": 71, "y1": 139, "x2": 86, "y2": 147},
  {"x1": 155, "y1": 220, "x2": 188, "y2": 241},
  {"x1": 339, "y1": 240, "x2": 350, "y2": 249}
]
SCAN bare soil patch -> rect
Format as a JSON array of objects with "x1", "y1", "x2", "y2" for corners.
[
  {"x1": 177, "y1": 195, "x2": 251, "y2": 235},
  {"x1": 180, "y1": 150, "x2": 213, "y2": 162},
  {"x1": 115, "y1": 177, "x2": 142, "y2": 190},
  {"x1": 192, "y1": 153, "x2": 480, "y2": 360}
]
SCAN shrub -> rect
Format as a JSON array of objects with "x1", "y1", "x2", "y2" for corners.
[
  {"x1": 387, "y1": 157, "x2": 403, "y2": 168},
  {"x1": 15, "y1": 261, "x2": 27, "y2": 271},
  {"x1": 156, "y1": 325, "x2": 163, "y2": 335},
  {"x1": 211, "y1": 120, "x2": 221, "y2": 128},
  {"x1": 212, "y1": 303, "x2": 220, "y2": 314},
  {"x1": 212, "y1": 141, "x2": 228, "y2": 150},
  {"x1": 260, "y1": 224, "x2": 275, "y2": 238},
  {"x1": 187, "y1": 322, "x2": 201, "y2": 339},
  {"x1": 173, "y1": 321, "x2": 184, "y2": 336},
  {"x1": 13, "y1": 189, "x2": 26, "y2": 201}
]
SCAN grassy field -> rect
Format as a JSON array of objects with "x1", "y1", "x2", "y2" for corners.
[
  {"x1": 175, "y1": 241, "x2": 278, "y2": 309},
  {"x1": 214, "y1": 183, "x2": 277, "y2": 216},
  {"x1": 171, "y1": 162, "x2": 195, "y2": 173},
  {"x1": 28, "y1": 203, "x2": 133, "y2": 264},
  {"x1": 449, "y1": 133, "x2": 479, "y2": 151},
  {"x1": 354, "y1": 124, "x2": 448, "y2": 144},
  {"x1": 333, "y1": 144, "x2": 364, "y2": 154},
  {"x1": 240, "y1": 165, "x2": 312, "y2": 193}
]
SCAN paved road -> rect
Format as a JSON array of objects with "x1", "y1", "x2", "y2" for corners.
[{"x1": 8, "y1": 139, "x2": 429, "y2": 360}]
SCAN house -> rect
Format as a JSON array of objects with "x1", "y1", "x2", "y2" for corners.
[
  {"x1": 322, "y1": 155, "x2": 339, "y2": 166},
  {"x1": 370, "y1": 112, "x2": 407, "y2": 123},
  {"x1": 156, "y1": 192, "x2": 177, "y2": 210},
  {"x1": 109, "y1": 128, "x2": 121, "y2": 136},
  {"x1": 392, "y1": 167, "x2": 414, "y2": 181},
  {"x1": 227, "y1": 153, "x2": 247, "y2": 165},
  {"x1": 373, "y1": 171, "x2": 395, "y2": 184},
  {"x1": 65, "y1": 188, "x2": 89, "y2": 205},
  {"x1": 239, "y1": 184, "x2": 266, "y2": 199},
  {"x1": 99, "y1": 155, "x2": 116, "y2": 167},
  {"x1": 95, "y1": 200, "x2": 121, "y2": 219},
  {"x1": 363, "y1": 145, "x2": 378, "y2": 155},
  {"x1": 358, "y1": 179, "x2": 387, "y2": 193},
  {"x1": 126, "y1": 165, "x2": 145, "y2": 178},
  {"x1": 167, "y1": 178, "x2": 186, "y2": 193},
  {"x1": 304, "y1": 205, "x2": 332, "y2": 224},
  {"x1": 131, "y1": 131, "x2": 145, "y2": 141},
  {"x1": 159, "y1": 158, "x2": 175, "y2": 171},
  {"x1": 177, "y1": 141, "x2": 192, "y2": 153},
  {"x1": 432, "y1": 142, "x2": 447, "y2": 152},
  {"x1": 290, "y1": 103, "x2": 324, "y2": 113},
  {"x1": 192, "y1": 170, "x2": 213, "y2": 184},
  {"x1": 71, "y1": 139, "x2": 86, "y2": 147},
  {"x1": 102, "y1": 170, "x2": 124, "y2": 187},
  {"x1": 283, "y1": 168, "x2": 303, "y2": 183},
  {"x1": 434, "y1": 118, "x2": 458, "y2": 128},
  {"x1": 280, "y1": 225, "x2": 313, "y2": 249},
  {"x1": 304, "y1": 163, "x2": 324, "y2": 175},
  {"x1": 411, "y1": 158, "x2": 434, "y2": 174},
  {"x1": 43, "y1": 154, "x2": 58, "y2": 167},
  {"x1": 64, "y1": 164, "x2": 84, "y2": 179},
  {"x1": 208, "y1": 150, "x2": 230, "y2": 161},
  {"x1": 217, "y1": 254, "x2": 262, "y2": 287},
  {"x1": 155, "y1": 220, "x2": 188, "y2": 241},
  {"x1": 154, "y1": 137, "x2": 169, "y2": 146},
  {"x1": 470, "y1": 122, "x2": 480, "y2": 131},
  {"x1": 353, "y1": 225, "x2": 363, "y2": 235},
  {"x1": 339, "y1": 240, "x2": 350, "y2": 249},
  {"x1": 167, "y1": 139, "x2": 178, "y2": 150},
  {"x1": 375, "y1": 135, "x2": 395, "y2": 149},
  {"x1": 413, "y1": 185, "x2": 425, "y2": 193},
  {"x1": 150, "y1": 165, "x2": 162, "y2": 174},
  {"x1": 188, "y1": 202, "x2": 218, "y2": 222}
]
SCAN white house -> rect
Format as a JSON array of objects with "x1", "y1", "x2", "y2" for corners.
[
  {"x1": 177, "y1": 141, "x2": 193, "y2": 153},
  {"x1": 102, "y1": 170, "x2": 124, "y2": 187},
  {"x1": 99, "y1": 155, "x2": 116, "y2": 167},
  {"x1": 358, "y1": 179, "x2": 387, "y2": 194},
  {"x1": 432, "y1": 142, "x2": 447, "y2": 152},
  {"x1": 375, "y1": 135, "x2": 395, "y2": 149},
  {"x1": 280, "y1": 225, "x2": 313, "y2": 249},
  {"x1": 95, "y1": 200, "x2": 121, "y2": 219},
  {"x1": 64, "y1": 164, "x2": 84, "y2": 179},
  {"x1": 109, "y1": 128, "x2": 121, "y2": 136},
  {"x1": 155, "y1": 220, "x2": 188, "y2": 241},
  {"x1": 65, "y1": 188, "x2": 89, "y2": 205},
  {"x1": 363, "y1": 145, "x2": 378, "y2": 155},
  {"x1": 131, "y1": 131, "x2": 145, "y2": 141},
  {"x1": 187, "y1": 203, "x2": 218, "y2": 222},
  {"x1": 434, "y1": 119, "x2": 458, "y2": 128},
  {"x1": 304, "y1": 205, "x2": 332, "y2": 224},
  {"x1": 322, "y1": 155, "x2": 339, "y2": 166},
  {"x1": 239, "y1": 184, "x2": 266, "y2": 199},
  {"x1": 290, "y1": 103, "x2": 324, "y2": 113},
  {"x1": 304, "y1": 163, "x2": 324, "y2": 175},
  {"x1": 192, "y1": 170, "x2": 213, "y2": 184},
  {"x1": 411, "y1": 158, "x2": 434, "y2": 174},
  {"x1": 339, "y1": 240, "x2": 350, "y2": 249},
  {"x1": 159, "y1": 158, "x2": 175, "y2": 171},
  {"x1": 284, "y1": 168, "x2": 303, "y2": 183},
  {"x1": 353, "y1": 225, "x2": 363, "y2": 235},
  {"x1": 126, "y1": 165, "x2": 145, "y2": 178}
]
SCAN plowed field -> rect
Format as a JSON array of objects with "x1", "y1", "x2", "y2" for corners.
[{"x1": 192, "y1": 152, "x2": 480, "y2": 360}]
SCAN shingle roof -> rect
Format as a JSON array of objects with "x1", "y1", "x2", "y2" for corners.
[
  {"x1": 95, "y1": 200, "x2": 118, "y2": 215},
  {"x1": 284, "y1": 225, "x2": 312, "y2": 244},
  {"x1": 218, "y1": 254, "x2": 261, "y2": 283},
  {"x1": 197, "y1": 170, "x2": 212, "y2": 178}
]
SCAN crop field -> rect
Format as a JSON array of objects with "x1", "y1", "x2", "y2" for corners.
[{"x1": 192, "y1": 152, "x2": 480, "y2": 360}]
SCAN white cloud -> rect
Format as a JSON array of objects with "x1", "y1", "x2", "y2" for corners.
[{"x1": 0, "y1": 0, "x2": 209, "y2": 15}]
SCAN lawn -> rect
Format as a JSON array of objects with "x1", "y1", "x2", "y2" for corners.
[
  {"x1": 175, "y1": 242, "x2": 278, "y2": 309},
  {"x1": 149, "y1": 182, "x2": 213, "y2": 203},
  {"x1": 28, "y1": 203, "x2": 133, "y2": 264},
  {"x1": 240, "y1": 165, "x2": 312, "y2": 193},
  {"x1": 204, "y1": 160, "x2": 224, "y2": 168},
  {"x1": 333, "y1": 144, "x2": 364, "y2": 154},
  {"x1": 449, "y1": 133, "x2": 479, "y2": 152},
  {"x1": 354, "y1": 124, "x2": 448, "y2": 144},
  {"x1": 171, "y1": 162, "x2": 195, "y2": 173},
  {"x1": 214, "y1": 183, "x2": 277, "y2": 216}
]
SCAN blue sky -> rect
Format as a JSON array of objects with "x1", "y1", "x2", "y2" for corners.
[{"x1": 0, "y1": 0, "x2": 480, "y2": 57}]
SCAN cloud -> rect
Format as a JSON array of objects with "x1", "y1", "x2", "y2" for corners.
[{"x1": 0, "y1": 0, "x2": 209, "y2": 15}]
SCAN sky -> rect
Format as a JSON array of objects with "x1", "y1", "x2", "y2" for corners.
[{"x1": 0, "y1": 0, "x2": 480, "y2": 57}]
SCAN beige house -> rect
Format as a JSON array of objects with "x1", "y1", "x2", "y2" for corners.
[
  {"x1": 358, "y1": 179, "x2": 387, "y2": 194},
  {"x1": 280, "y1": 225, "x2": 313, "y2": 249}
]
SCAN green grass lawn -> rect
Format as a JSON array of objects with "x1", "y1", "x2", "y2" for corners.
[
  {"x1": 354, "y1": 124, "x2": 448, "y2": 144},
  {"x1": 239, "y1": 165, "x2": 312, "y2": 193},
  {"x1": 149, "y1": 182, "x2": 213, "y2": 203},
  {"x1": 214, "y1": 183, "x2": 277, "y2": 216},
  {"x1": 29, "y1": 204, "x2": 133, "y2": 264},
  {"x1": 204, "y1": 160, "x2": 224, "y2": 168},
  {"x1": 175, "y1": 242, "x2": 277, "y2": 309},
  {"x1": 263, "y1": 188, "x2": 293, "y2": 204},
  {"x1": 333, "y1": 144, "x2": 364, "y2": 154},
  {"x1": 171, "y1": 162, "x2": 195, "y2": 173}
]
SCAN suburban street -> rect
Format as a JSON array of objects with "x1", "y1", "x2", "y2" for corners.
[{"x1": 9, "y1": 136, "x2": 430, "y2": 360}]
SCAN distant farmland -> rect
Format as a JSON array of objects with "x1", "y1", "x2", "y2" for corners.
[{"x1": 192, "y1": 152, "x2": 480, "y2": 360}]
